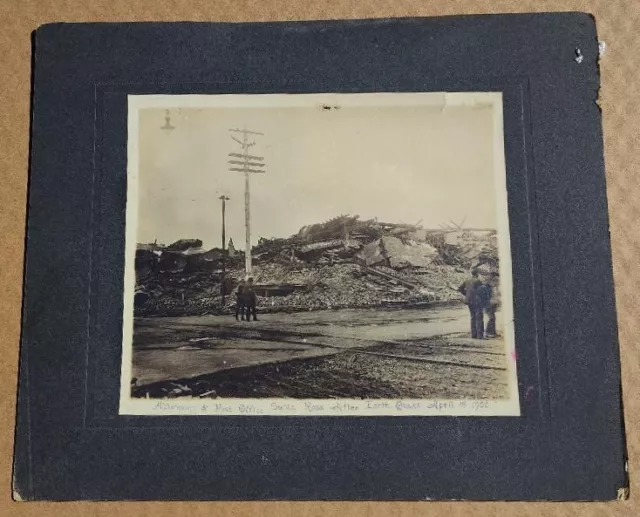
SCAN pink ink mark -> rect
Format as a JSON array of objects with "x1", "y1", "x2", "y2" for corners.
[{"x1": 510, "y1": 350, "x2": 518, "y2": 362}]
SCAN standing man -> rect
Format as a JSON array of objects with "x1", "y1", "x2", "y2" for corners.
[
  {"x1": 484, "y1": 271, "x2": 500, "y2": 338},
  {"x1": 235, "y1": 280, "x2": 246, "y2": 321},
  {"x1": 458, "y1": 268, "x2": 484, "y2": 339},
  {"x1": 244, "y1": 277, "x2": 259, "y2": 322}
]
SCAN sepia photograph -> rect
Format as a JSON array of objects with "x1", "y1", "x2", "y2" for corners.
[{"x1": 120, "y1": 92, "x2": 519, "y2": 416}]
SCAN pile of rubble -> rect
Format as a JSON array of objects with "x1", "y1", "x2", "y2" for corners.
[{"x1": 134, "y1": 215, "x2": 499, "y2": 316}]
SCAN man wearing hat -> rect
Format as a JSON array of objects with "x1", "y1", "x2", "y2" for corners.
[
  {"x1": 458, "y1": 268, "x2": 484, "y2": 339},
  {"x1": 244, "y1": 277, "x2": 259, "y2": 322},
  {"x1": 484, "y1": 271, "x2": 500, "y2": 338}
]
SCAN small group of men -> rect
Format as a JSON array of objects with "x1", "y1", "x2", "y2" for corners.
[
  {"x1": 458, "y1": 268, "x2": 500, "y2": 339},
  {"x1": 235, "y1": 278, "x2": 258, "y2": 321}
]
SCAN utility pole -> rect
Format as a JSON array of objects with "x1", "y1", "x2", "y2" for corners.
[
  {"x1": 228, "y1": 127, "x2": 266, "y2": 277},
  {"x1": 219, "y1": 195, "x2": 230, "y2": 305}
]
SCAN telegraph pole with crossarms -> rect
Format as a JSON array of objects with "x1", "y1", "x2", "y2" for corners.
[
  {"x1": 218, "y1": 194, "x2": 230, "y2": 305},
  {"x1": 228, "y1": 127, "x2": 266, "y2": 276}
]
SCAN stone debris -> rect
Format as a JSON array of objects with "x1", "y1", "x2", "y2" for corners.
[
  {"x1": 163, "y1": 382, "x2": 192, "y2": 398},
  {"x1": 134, "y1": 217, "x2": 499, "y2": 316},
  {"x1": 379, "y1": 236, "x2": 438, "y2": 269}
]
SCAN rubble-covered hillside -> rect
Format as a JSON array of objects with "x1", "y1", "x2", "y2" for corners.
[{"x1": 134, "y1": 215, "x2": 499, "y2": 316}]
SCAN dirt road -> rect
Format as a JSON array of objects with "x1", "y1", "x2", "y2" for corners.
[{"x1": 130, "y1": 304, "x2": 510, "y2": 399}]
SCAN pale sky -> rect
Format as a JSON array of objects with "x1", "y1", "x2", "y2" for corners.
[{"x1": 136, "y1": 103, "x2": 498, "y2": 249}]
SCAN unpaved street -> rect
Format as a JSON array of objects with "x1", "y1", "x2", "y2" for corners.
[{"x1": 131, "y1": 304, "x2": 510, "y2": 399}]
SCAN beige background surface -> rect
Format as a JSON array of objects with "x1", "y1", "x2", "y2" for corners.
[{"x1": 0, "y1": 1, "x2": 637, "y2": 515}]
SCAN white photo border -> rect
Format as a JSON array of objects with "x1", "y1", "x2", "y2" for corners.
[{"x1": 119, "y1": 92, "x2": 520, "y2": 417}]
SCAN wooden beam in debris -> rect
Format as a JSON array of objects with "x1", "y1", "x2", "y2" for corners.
[
  {"x1": 363, "y1": 266, "x2": 421, "y2": 290},
  {"x1": 379, "y1": 222, "x2": 418, "y2": 229},
  {"x1": 299, "y1": 239, "x2": 344, "y2": 253},
  {"x1": 423, "y1": 227, "x2": 496, "y2": 233}
]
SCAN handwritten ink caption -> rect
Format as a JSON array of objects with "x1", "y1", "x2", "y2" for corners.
[{"x1": 145, "y1": 398, "x2": 500, "y2": 416}]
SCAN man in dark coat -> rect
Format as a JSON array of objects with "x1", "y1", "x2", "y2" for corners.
[
  {"x1": 483, "y1": 272, "x2": 500, "y2": 338},
  {"x1": 244, "y1": 277, "x2": 258, "y2": 322},
  {"x1": 235, "y1": 280, "x2": 246, "y2": 321},
  {"x1": 458, "y1": 268, "x2": 484, "y2": 339}
]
